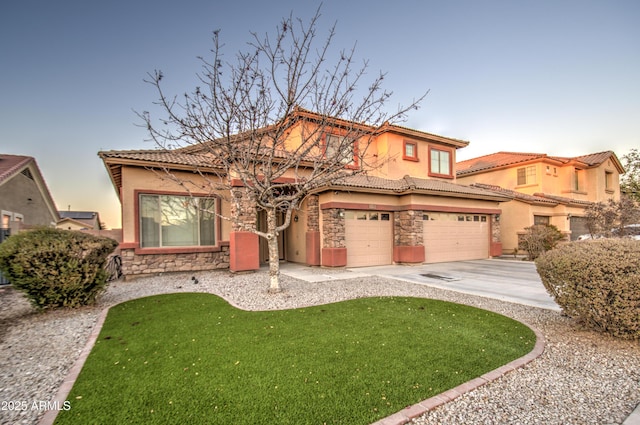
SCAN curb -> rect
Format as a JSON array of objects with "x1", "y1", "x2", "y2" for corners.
[{"x1": 38, "y1": 307, "x2": 111, "y2": 425}]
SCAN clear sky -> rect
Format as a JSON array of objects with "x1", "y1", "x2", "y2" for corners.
[{"x1": 1, "y1": 0, "x2": 638, "y2": 229}]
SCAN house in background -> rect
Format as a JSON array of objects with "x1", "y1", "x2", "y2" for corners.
[
  {"x1": 57, "y1": 210, "x2": 103, "y2": 231},
  {"x1": 99, "y1": 109, "x2": 511, "y2": 277},
  {"x1": 456, "y1": 151, "x2": 624, "y2": 252},
  {"x1": 0, "y1": 154, "x2": 59, "y2": 234}
]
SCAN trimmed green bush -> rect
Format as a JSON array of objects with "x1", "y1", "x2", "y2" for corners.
[
  {"x1": 0, "y1": 228, "x2": 118, "y2": 310},
  {"x1": 535, "y1": 239, "x2": 640, "y2": 340}
]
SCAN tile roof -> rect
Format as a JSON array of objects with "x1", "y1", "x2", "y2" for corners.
[
  {"x1": 534, "y1": 193, "x2": 593, "y2": 206},
  {"x1": 471, "y1": 183, "x2": 594, "y2": 206},
  {"x1": 470, "y1": 183, "x2": 558, "y2": 205},
  {"x1": 99, "y1": 149, "x2": 217, "y2": 168},
  {"x1": 330, "y1": 175, "x2": 511, "y2": 200},
  {"x1": 457, "y1": 150, "x2": 620, "y2": 176},
  {"x1": 0, "y1": 154, "x2": 33, "y2": 185}
]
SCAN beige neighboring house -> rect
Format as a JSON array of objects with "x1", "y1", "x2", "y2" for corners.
[
  {"x1": 57, "y1": 211, "x2": 103, "y2": 231},
  {"x1": 99, "y1": 109, "x2": 511, "y2": 278},
  {"x1": 0, "y1": 154, "x2": 59, "y2": 234},
  {"x1": 456, "y1": 151, "x2": 624, "y2": 253}
]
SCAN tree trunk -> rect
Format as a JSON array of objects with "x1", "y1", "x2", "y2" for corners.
[{"x1": 266, "y1": 208, "x2": 281, "y2": 292}]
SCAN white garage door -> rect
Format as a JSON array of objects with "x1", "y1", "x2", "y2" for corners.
[
  {"x1": 423, "y1": 213, "x2": 489, "y2": 263},
  {"x1": 344, "y1": 211, "x2": 393, "y2": 267}
]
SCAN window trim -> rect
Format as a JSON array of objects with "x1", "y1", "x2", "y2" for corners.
[
  {"x1": 402, "y1": 140, "x2": 418, "y2": 161},
  {"x1": 133, "y1": 190, "x2": 221, "y2": 254},
  {"x1": 322, "y1": 132, "x2": 359, "y2": 169},
  {"x1": 517, "y1": 165, "x2": 537, "y2": 186},
  {"x1": 428, "y1": 145, "x2": 454, "y2": 178}
]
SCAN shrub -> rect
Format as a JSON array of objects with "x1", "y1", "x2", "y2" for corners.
[
  {"x1": 0, "y1": 228, "x2": 118, "y2": 310},
  {"x1": 520, "y1": 224, "x2": 565, "y2": 260},
  {"x1": 535, "y1": 239, "x2": 640, "y2": 340}
]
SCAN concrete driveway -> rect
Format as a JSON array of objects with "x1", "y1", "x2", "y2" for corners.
[{"x1": 281, "y1": 259, "x2": 560, "y2": 311}]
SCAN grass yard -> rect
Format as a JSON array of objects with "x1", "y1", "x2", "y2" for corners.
[{"x1": 55, "y1": 293, "x2": 535, "y2": 424}]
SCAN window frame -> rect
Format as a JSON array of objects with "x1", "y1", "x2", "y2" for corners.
[
  {"x1": 323, "y1": 132, "x2": 358, "y2": 169},
  {"x1": 135, "y1": 190, "x2": 221, "y2": 253},
  {"x1": 517, "y1": 165, "x2": 537, "y2": 186},
  {"x1": 402, "y1": 140, "x2": 418, "y2": 161},
  {"x1": 428, "y1": 146, "x2": 453, "y2": 178}
]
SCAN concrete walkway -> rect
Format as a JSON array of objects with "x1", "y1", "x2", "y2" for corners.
[{"x1": 281, "y1": 258, "x2": 560, "y2": 311}]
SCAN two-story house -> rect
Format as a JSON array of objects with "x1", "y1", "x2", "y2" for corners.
[
  {"x1": 456, "y1": 151, "x2": 624, "y2": 252},
  {"x1": 100, "y1": 109, "x2": 511, "y2": 277}
]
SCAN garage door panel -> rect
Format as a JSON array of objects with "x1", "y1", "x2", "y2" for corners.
[
  {"x1": 423, "y1": 214, "x2": 489, "y2": 263},
  {"x1": 345, "y1": 211, "x2": 393, "y2": 267}
]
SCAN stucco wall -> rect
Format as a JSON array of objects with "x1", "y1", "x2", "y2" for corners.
[{"x1": 0, "y1": 169, "x2": 57, "y2": 227}]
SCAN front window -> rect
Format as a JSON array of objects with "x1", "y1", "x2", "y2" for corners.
[
  {"x1": 429, "y1": 148, "x2": 451, "y2": 176},
  {"x1": 140, "y1": 194, "x2": 216, "y2": 248},
  {"x1": 325, "y1": 134, "x2": 355, "y2": 166},
  {"x1": 605, "y1": 171, "x2": 613, "y2": 191},
  {"x1": 534, "y1": 215, "x2": 550, "y2": 226},
  {"x1": 517, "y1": 166, "x2": 536, "y2": 185}
]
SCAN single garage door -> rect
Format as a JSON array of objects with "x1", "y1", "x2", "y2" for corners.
[
  {"x1": 344, "y1": 211, "x2": 393, "y2": 267},
  {"x1": 423, "y1": 213, "x2": 489, "y2": 263}
]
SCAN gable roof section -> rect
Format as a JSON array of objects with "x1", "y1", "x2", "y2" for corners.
[
  {"x1": 0, "y1": 154, "x2": 33, "y2": 185},
  {"x1": 0, "y1": 154, "x2": 59, "y2": 221},
  {"x1": 457, "y1": 150, "x2": 623, "y2": 176}
]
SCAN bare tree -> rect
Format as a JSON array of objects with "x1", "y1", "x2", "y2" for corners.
[{"x1": 139, "y1": 9, "x2": 425, "y2": 292}]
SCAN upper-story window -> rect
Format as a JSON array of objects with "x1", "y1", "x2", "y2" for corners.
[
  {"x1": 324, "y1": 134, "x2": 356, "y2": 166},
  {"x1": 517, "y1": 166, "x2": 536, "y2": 185},
  {"x1": 605, "y1": 171, "x2": 614, "y2": 191},
  {"x1": 403, "y1": 140, "x2": 418, "y2": 161},
  {"x1": 429, "y1": 147, "x2": 452, "y2": 177},
  {"x1": 139, "y1": 194, "x2": 217, "y2": 248},
  {"x1": 573, "y1": 168, "x2": 581, "y2": 191}
]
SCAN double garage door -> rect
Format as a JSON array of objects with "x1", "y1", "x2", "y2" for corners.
[{"x1": 344, "y1": 210, "x2": 489, "y2": 267}]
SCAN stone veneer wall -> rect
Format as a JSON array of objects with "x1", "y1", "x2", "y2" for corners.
[
  {"x1": 120, "y1": 246, "x2": 230, "y2": 277},
  {"x1": 307, "y1": 195, "x2": 320, "y2": 232},
  {"x1": 394, "y1": 210, "x2": 424, "y2": 246},
  {"x1": 230, "y1": 187, "x2": 257, "y2": 231},
  {"x1": 322, "y1": 208, "x2": 345, "y2": 248},
  {"x1": 492, "y1": 215, "x2": 501, "y2": 243}
]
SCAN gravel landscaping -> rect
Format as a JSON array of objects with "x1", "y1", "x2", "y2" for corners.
[{"x1": 1, "y1": 268, "x2": 639, "y2": 425}]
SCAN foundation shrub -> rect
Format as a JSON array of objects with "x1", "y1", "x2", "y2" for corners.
[
  {"x1": 535, "y1": 239, "x2": 640, "y2": 340},
  {"x1": 520, "y1": 224, "x2": 565, "y2": 260},
  {"x1": 0, "y1": 228, "x2": 118, "y2": 310}
]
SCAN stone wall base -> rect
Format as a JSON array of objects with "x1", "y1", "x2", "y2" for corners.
[{"x1": 121, "y1": 246, "x2": 230, "y2": 277}]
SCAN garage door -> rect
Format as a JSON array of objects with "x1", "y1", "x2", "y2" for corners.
[
  {"x1": 344, "y1": 211, "x2": 393, "y2": 267},
  {"x1": 423, "y1": 213, "x2": 489, "y2": 263}
]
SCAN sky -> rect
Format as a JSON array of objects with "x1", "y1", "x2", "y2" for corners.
[{"x1": 1, "y1": 0, "x2": 638, "y2": 229}]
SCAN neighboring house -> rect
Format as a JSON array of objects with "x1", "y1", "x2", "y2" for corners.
[
  {"x1": 99, "y1": 109, "x2": 511, "y2": 277},
  {"x1": 57, "y1": 210, "x2": 103, "y2": 230},
  {"x1": 456, "y1": 151, "x2": 624, "y2": 252},
  {"x1": 0, "y1": 154, "x2": 59, "y2": 234}
]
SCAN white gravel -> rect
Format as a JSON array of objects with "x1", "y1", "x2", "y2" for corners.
[{"x1": 0, "y1": 268, "x2": 638, "y2": 425}]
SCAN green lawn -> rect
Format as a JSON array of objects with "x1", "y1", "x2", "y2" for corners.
[{"x1": 55, "y1": 293, "x2": 535, "y2": 425}]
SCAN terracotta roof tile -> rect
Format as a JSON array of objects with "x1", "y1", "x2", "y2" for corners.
[
  {"x1": 534, "y1": 193, "x2": 593, "y2": 206},
  {"x1": 0, "y1": 154, "x2": 33, "y2": 185},
  {"x1": 457, "y1": 150, "x2": 619, "y2": 176},
  {"x1": 99, "y1": 149, "x2": 217, "y2": 168},
  {"x1": 471, "y1": 183, "x2": 558, "y2": 205},
  {"x1": 331, "y1": 175, "x2": 511, "y2": 200}
]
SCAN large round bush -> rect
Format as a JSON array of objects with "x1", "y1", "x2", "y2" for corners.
[
  {"x1": 535, "y1": 239, "x2": 640, "y2": 340},
  {"x1": 0, "y1": 228, "x2": 118, "y2": 309}
]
